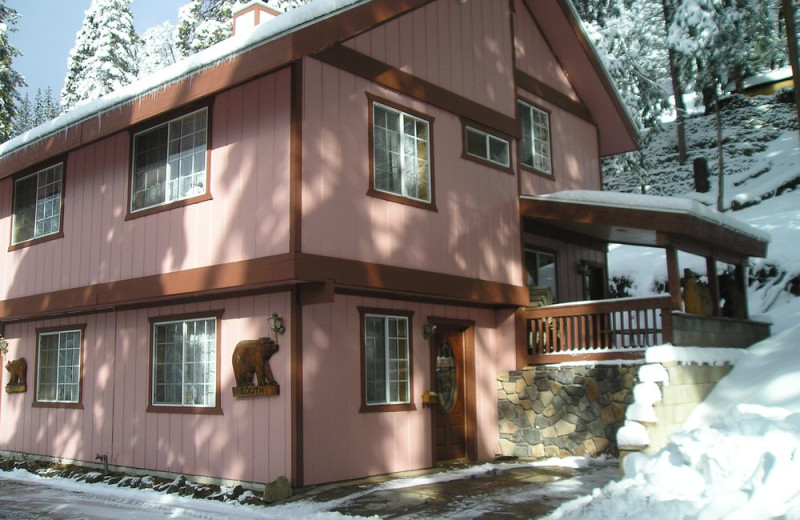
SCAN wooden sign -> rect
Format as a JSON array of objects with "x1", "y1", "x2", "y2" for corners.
[{"x1": 232, "y1": 383, "x2": 280, "y2": 398}]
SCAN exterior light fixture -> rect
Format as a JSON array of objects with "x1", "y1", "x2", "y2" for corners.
[
  {"x1": 422, "y1": 322, "x2": 437, "y2": 340},
  {"x1": 268, "y1": 312, "x2": 286, "y2": 340},
  {"x1": 0, "y1": 335, "x2": 7, "y2": 356}
]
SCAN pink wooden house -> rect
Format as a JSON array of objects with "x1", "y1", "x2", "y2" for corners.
[{"x1": 0, "y1": 0, "x2": 767, "y2": 489}]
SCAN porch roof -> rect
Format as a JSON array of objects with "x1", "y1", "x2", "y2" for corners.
[{"x1": 520, "y1": 191, "x2": 769, "y2": 264}]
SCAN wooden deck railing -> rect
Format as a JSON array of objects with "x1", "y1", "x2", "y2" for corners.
[{"x1": 516, "y1": 296, "x2": 674, "y2": 366}]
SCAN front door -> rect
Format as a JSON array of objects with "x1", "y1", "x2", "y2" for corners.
[{"x1": 431, "y1": 326, "x2": 467, "y2": 463}]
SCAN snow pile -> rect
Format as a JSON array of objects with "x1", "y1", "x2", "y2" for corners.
[
  {"x1": 545, "y1": 404, "x2": 800, "y2": 520},
  {"x1": 543, "y1": 323, "x2": 800, "y2": 520}
]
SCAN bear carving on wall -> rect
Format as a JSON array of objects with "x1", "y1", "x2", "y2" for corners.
[
  {"x1": 232, "y1": 337, "x2": 279, "y2": 387},
  {"x1": 5, "y1": 358, "x2": 27, "y2": 387}
]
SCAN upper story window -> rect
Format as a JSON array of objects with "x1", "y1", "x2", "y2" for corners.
[
  {"x1": 518, "y1": 100, "x2": 552, "y2": 175},
  {"x1": 369, "y1": 97, "x2": 434, "y2": 208},
  {"x1": 131, "y1": 108, "x2": 208, "y2": 214},
  {"x1": 36, "y1": 328, "x2": 83, "y2": 406},
  {"x1": 12, "y1": 163, "x2": 63, "y2": 246},
  {"x1": 464, "y1": 125, "x2": 510, "y2": 168},
  {"x1": 360, "y1": 308, "x2": 415, "y2": 413},
  {"x1": 150, "y1": 315, "x2": 219, "y2": 411}
]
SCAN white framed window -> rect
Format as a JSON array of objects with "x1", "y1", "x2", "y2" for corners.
[
  {"x1": 12, "y1": 163, "x2": 63, "y2": 245},
  {"x1": 36, "y1": 328, "x2": 82, "y2": 404},
  {"x1": 518, "y1": 100, "x2": 552, "y2": 174},
  {"x1": 525, "y1": 248, "x2": 558, "y2": 304},
  {"x1": 131, "y1": 108, "x2": 208, "y2": 212},
  {"x1": 371, "y1": 101, "x2": 431, "y2": 204},
  {"x1": 151, "y1": 316, "x2": 217, "y2": 408},
  {"x1": 363, "y1": 312, "x2": 411, "y2": 407},
  {"x1": 465, "y1": 126, "x2": 510, "y2": 167}
]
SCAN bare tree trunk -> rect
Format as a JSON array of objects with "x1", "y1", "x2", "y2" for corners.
[
  {"x1": 783, "y1": 0, "x2": 800, "y2": 139},
  {"x1": 662, "y1": 0, "x2": 688, "y2": 163},
  {"x1": 716, "y1": 92, "x2": 725, "y2": 212}
]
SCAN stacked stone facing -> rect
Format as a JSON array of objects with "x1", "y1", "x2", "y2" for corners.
[{"x1": 497, "y1": 365, "x2": 636, "y2": 458}]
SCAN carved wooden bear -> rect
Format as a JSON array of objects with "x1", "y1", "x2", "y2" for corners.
[
  {"x1": 5, "y1": 358, "x2": 27, "y2": 386},
  {"x1": 232, "y1": 337, "x2": 279, "y2": 387}
]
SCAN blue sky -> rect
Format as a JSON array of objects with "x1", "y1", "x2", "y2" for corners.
[{"x1": 7, "y1": 0, "x2": 189, "y2": 99}]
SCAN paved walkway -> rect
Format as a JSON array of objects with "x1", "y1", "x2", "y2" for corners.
[{"x1": 289, "y1": 460, "x2": 619, "y2": 518}]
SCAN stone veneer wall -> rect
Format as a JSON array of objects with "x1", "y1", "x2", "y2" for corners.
[{"x1": 497, "y1": 366, "x2": 637, "y2": 458}]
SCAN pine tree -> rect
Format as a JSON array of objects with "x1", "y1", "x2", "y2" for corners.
[
  {"x1": 0, "y1": 0, "x2": 25, "y2": 142},
  {"x1": 61, "y1": 0, "x2": 140, "y2": 111},
  {"x1": 13, "y1": 92, "x2": 32, "y2": 136},
  {"x1": 174, "y1": 0, "x2": 312, "y2": 57},
  {"x1": 140, "y1": 21, "x2": 177, "y2": 76}
]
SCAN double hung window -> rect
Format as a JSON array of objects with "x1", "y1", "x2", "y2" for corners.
[
  {"x1": 131, "y1": 108, "x2": 208, "y2": 213},
  {"x1": 36, "y1": 328, "x2": 82, "y2": 404},
  {"x1": 362, "y1": 311, "x2": 412, "y2": 410},
  {"x1": 151, "y1": 316, "x2": 217, "y2": 409},
  {"x1": 371, "y1": 101, "x2": 432, "y2": 204},
  {"x1": 12, "y1": 163, "x2": 63, "y2": 246},
  {"x1": 518, "y1": 101, "x2": 552, "y2": 174}
]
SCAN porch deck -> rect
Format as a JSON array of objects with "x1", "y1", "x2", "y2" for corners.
[{"x1": 515, "y1": 296, "x2": 769, "y2": 367}]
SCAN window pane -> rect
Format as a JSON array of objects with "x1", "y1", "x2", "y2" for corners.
[
  {"x1": 132, "y1": 109, "x2": 207, "y2": 212},
  {"x1": 364, "y1": 314, "x2": 410, "y2": 406},
  {"x1": 466, "y1": 128, "x2": 488, "y2": 159},
  {"x1": 13, "y1": 164, "x2": 63, "y2": 245},
  {"x1": 372, "y1": 103, "x2": 431, "y2": 203},
  {"x1": 37, "y1": 330, "x2": 81, "y2": 403},
  {"x1": 488, "y1": 136, "x2": 510, "y2": 166},
  {"x1": 152, "y1": 318, "x2": 216, "y2": 407}
]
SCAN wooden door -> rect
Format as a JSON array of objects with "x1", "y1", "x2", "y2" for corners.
[{"x1": 431, "y1": 326, "x2": 467, "y2": 463}]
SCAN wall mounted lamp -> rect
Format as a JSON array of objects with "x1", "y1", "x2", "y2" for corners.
[
  {"x1": 268, "y1": 312, "x2": 286, "y2": 340},
  {"x1": 422, "y1": 322, "x2": 437, "y2": 340},
  {"x1": 0, "y1": 335, "x2": 7, "y2": 356}
]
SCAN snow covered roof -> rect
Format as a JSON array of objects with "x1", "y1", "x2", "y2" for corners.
[
  {"x1": 0, "y1": 0, "x2": 367, "y2": 162},
  {"x1": 521, "y1": 190, "x2": 769, "y2": 261},
  {"x1": 0, "y1": 0, "x2": 639, "y2": 173}
]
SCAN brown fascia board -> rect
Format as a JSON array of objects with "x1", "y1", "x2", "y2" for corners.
[
  {"x1": 523, "y1": 0, "x2": 639, "y2": 156},
  {"x1": 0, "y1": 0, "x2": 436, "y2": 179}
]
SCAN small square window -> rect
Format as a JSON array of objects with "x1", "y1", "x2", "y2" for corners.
[
  {"x1": 12, "y1": 163, "x2": 64, "y2": 246},
  {"x1": 465, "y1": 126, "x2": 510, "y2": 168}
]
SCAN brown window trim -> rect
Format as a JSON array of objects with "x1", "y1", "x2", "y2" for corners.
[
  {"x1": 517, "y1": 97, "x2": 555, "y2": 179},
  {"x1": 366, "y1": 93, "x2": 437, "y2": 212},
  {"x1": 125, "y1": 100, "x2": 214, "y2": 221},
  {"x1": 146, "y1": 310, "x2": 224, "y2": 415},
  {"x1": 460, "y1": 118, "x2": 514, "y2": 175},
  {"x1": 358, "y1": 307, "x2": 417, "y2": 413},
  {"x1": 32, "y1": 324, "x2": 87, "y2": 409},
  {"x1": 8, "y1": 157, "x2": 68, "y2": 252}
]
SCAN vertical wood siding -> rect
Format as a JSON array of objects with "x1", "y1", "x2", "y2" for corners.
[
  {"x1": 0, "y1": 292, "x2": 292, "y2": 484},
  {"x1": 0, "y1": 69, "x2": 292, "y2": 302},
  {"x1": 513, "y1": 0, "x2": 579, "y2": 101},
  {"x1": 518, "y1": 93, "x2": 602, "y2": 196},
  {"x1": 344, "y1": 0, "x2": 516, "y2": 118},
  {"x1": 302, "y1": 59, "x2": 522, "y2": 286},
  {"x1": 301, "y1": 294, "x2": 503, "y2": 485},
  {"x1": 523, "y1": 231, "x2": 606, "y2": 303}
]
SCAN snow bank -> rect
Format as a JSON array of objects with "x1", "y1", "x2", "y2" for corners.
[
  {"x1": 544, "y1": 405, "x2": 800, "y2": 520},
  {"x1": 645, "y1": 344, "x2": 745, "y2": 366}
]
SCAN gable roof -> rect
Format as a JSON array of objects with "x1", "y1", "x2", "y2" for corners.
[{"x1": 0, "y1": 0, "x2": 638, "y2": 177}]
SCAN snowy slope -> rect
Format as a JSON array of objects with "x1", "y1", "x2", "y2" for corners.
[{"x1": 543, "y1": 92, "x2": 800, "y2": 519}]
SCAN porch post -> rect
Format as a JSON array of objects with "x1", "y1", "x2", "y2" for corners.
[
  {"x1": 706, "y1": 257, "x2": 721, "y2": 316},
  {"x1": 736, "y1": 262, "x2": 750, "y2": 319},
  {"x1": 665, "y1": 246, "x2": 682, "y2": 311}
]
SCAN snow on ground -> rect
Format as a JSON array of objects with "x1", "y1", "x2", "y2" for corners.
[{"x1": 547, "y1": 93, "x2": 800, "y2": 520}]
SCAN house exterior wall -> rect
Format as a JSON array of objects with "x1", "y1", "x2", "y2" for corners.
[
  {"x1": 344, "y1": 0, "x2": 517, "y2": 119},
  {"x1": 300, "y1": 293, "x2": 516, "y2": 485},
  {"x1": 301, "y1": 58, "x2": 522, "y2": 286},
  {"x1": 0, "y1": 69, "x2": 292, "y2": 302},
  {"x1": 0, "y1": 292, "x2": 293, "y2": 485}
]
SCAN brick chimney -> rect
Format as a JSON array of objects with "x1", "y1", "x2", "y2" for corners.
[{"x1": 233, "y1": 1, "x2": 282, "y2": 36}]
